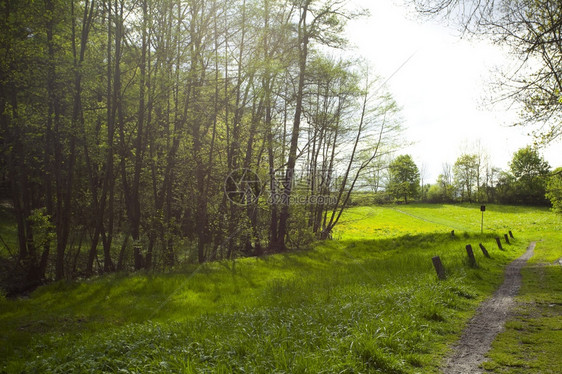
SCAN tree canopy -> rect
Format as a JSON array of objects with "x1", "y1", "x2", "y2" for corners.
[
  {"x1": 453, "y1": 154, "x2": 479, "y2": 203},
  {"x1": 412, "y1": 0, "x2": 562, "y2": 144},
  {"x1": 546, "y1": 168, "x2": 562, "y2": 214},
  {"x1": 509, "y1": 147, "x2": 551, "y2": 205},
  {"x1": 0, "y1": 0, "x2": 407, "y2": 294},
  {"x1": 387, "y1": 154, "x2": 420, "y2": 203}
]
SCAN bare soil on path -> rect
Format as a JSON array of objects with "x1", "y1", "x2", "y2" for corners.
[{"x1": 442, "y1": 242, "x2": 536, "y2": 374}]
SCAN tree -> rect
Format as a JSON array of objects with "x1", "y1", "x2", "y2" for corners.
[
  {"x1": 426, "y1": 184, "x2": 439, "y2": 203},
  {"x1": 546, "y1": 168, "x2": 562, "y2": 214},
  {"x1": 319, "y1": 70, "x2": 403, "y2": 239},
  {"x1": 453, "y1": 154, "x2": 478, "y2": 202},
  {"x1": 419, "y1": 162, "x2": 428, "y2": 202},
  {"x1": 0, "y1": 0, "x2": 390, "y2": 292},
  {"x1": 482, "y1": 164, "x2": 501, "y2": 203},
  {"x1": 274, "y1": 0, "x2": 362, "y2": 250},
  {"x1": 438, "y1": 163, "x2": 455, "y2": 202},
  {"x1": 495, "y1": 171, "x2": 517, "y2": 204},
  {"x1": 509, "y1": 146, "x2": 550, "y2": 205},
  {"x1": 387, "y1": 155, "x2": 420, "y2": 203},
  {"x1": 412, "y1": 0, "x2": 562, "y2": 144}
]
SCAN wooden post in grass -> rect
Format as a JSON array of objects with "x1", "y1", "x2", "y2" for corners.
[
  {"x1": 466, "y1": 245, "x2": 477, "y2": 267},
  {"x1": 480, "y1": 205, "x2": 486, "y2": 234},
  {"x1": 504, "y1": 234, "x2": 510, "y2": 244},
  {"x1": 509, "y1": 230, "x2": 514, "y2": 238},
  {"x1": 451, "y1": 230, "x2": 455, "y2": 237},
  {"x1": 479, "y1": 243, "x2": 490, "y2": 258},
  {"x1": 432, "y1": 256, "x2": 446, "y2": 280},
  {"x1": 495, "y1": 237, "x2": 503, "y2": 250}
]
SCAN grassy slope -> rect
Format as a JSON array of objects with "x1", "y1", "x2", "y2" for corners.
[{"x1": 0, "y1": 204, "x2": 559, "y2": 373}]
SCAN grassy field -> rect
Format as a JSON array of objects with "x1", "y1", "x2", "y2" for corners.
[
  {"x1": 0, "y1": 204, "x2": 560, "y2": 373},
  {"x1": 481, "y1": 231, "x2": 562, "y2": 373}
]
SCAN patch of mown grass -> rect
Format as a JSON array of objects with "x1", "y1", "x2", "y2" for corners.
[
  {"x1": 481, "y1": 231, "x2": 562, "y2": 374},
  {"x1": 0, "y1": 204, "x2": 557, "y2": 372}
]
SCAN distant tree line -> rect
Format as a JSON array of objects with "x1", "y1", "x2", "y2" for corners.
[
  {"x1": 357, "y1": 146, "x2": 560, "y2": 208},
  {"x1": 427, "y1": 147, "x2": 553, "y2": 206},
  {"x1": 408, "y1": 0, "x2": 562, "y2": 211},
  {"x1": 0, "y1": 0, "x2": 405, "y2": 293}
]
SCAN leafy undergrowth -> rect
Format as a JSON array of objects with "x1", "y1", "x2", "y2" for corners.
[
  {"x1": 481, "y1": 232, "x2": 562, "y2": 374},
  {"x1": 0, "y1": 204, "x2": 559, "y2": 373},
  {"x1": 0, "y1": 205, "x2": 17, "y2": 258}
]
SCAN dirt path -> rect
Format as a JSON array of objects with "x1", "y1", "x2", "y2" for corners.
[{"x1": 442, "y1": 241, "x2": 536, "y2": 374}]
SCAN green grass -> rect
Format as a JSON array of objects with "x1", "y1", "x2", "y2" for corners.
[
  {"x1": 0, "y1": 204, "x2": 560, "y2": 373},
  {"x1": 336, "y1": 204, "x2": 557, "y2": 241},
  {"x1": 481, "y1": 231, "x2": 562, "y2": 373}
]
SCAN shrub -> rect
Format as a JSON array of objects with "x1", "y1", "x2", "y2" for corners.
[{"x1": 546, "y1": 168, "x2": 562, "y2": 214}]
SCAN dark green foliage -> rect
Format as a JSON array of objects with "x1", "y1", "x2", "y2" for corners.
[
  {"x1": 387, "y1": 155, "x2": 420, "y2": 203},
  {"x1": 453, "y1": 154, "x2": 480, "y2": 203},
  {"x1": 0, "y1": 0, "x2": 388, "y2": 286},
  {"x1": 428, "y1": 147, "x2": 553, "y2": 207},
  {"x1": 508, "y1": 147, "x2": 550, "y2": 205},
  {"x1": 546, "y1": 168, "x2": 562, "y2": 214},
  {"x1": 492, "y1": 147, "x2": 551, "y2": 206}
]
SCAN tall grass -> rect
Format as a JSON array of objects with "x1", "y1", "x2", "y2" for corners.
[{"x1": 0, "y1": 204, "x2": 559, "y2": 373}]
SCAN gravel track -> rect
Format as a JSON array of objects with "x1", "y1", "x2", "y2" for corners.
[{"x1": 442, "y1": 242, "x2": 536, "y2": 374}]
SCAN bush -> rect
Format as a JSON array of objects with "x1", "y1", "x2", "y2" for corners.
[
  {"x1": 0, "y1": 256, "x2": 27, "y2": 296},
  {"x1": 427, "y1": 184, "x2": 443, "y2": 203},
  {"x1": 349, "y1": 192, "x2": 392, "y2": 206},
  {"x1": 546, "y1": 168, "x2": 562, "y2": 214},
  {"x1": 286, "y1": 205, "x2": 315, "y2": 249}
]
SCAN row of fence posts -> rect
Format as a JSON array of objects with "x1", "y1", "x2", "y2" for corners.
[{"x1": 432, "y1": 230, "x2": 515, "y2": 280}]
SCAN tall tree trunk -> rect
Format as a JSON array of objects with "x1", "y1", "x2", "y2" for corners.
[
  {"x1": 71, "y1": 0, "x2": 101, "y2": 274},
  {"x1": 276, "y1": 1, "x2": 310, "y2": 251},
  {"x1": 45, "y1": 0, "x2": 75, "y2": 280}
]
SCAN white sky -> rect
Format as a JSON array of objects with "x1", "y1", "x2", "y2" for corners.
[{"x1": 344, "y1": 0, "x2": 562, "y2": 183}]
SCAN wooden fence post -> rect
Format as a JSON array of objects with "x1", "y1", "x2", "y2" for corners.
[
  {"x1": 504, "y1": 234, "x2": 510, "y2": 244},
  {"x1": 509, "y1": 230, "x2": 514, "y2": 238},
  {"x1": 479, "y1": 243, "x2": 490, "y2": 258},
  {"x1": 451, "y1": 230, "x2": 455, "y2": 237},
  {"x1": 466, "y1": 244, "x2": 477, "y2": 267},
  {"x1": 432, "y1": 256, "x2": 446, "y2": 280},
  {"x1": 495, "y1": 237, "x2": 503, "y2": 250}
]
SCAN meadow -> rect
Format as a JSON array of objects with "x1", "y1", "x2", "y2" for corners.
[{"x1": 0, "y1": 204, "x2": 560, "y2": 373}]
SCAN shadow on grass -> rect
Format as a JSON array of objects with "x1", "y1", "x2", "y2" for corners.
[{"x1": 0, "y1": 230, "x2": 527, "y2": 364}]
